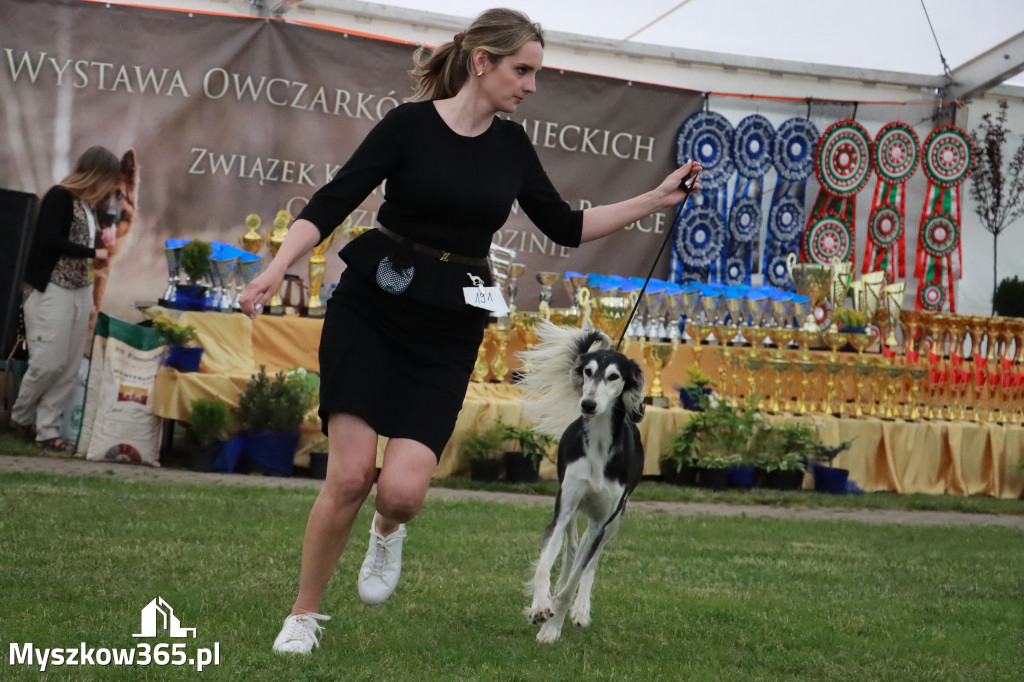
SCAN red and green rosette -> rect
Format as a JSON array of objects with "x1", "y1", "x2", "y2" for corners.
[
  {"x1": 914, "y1": 125, "x2": 972, "y2": 312},
  {"x1": 863, "y1": 122, "x2": 919, "y2": 282},
  {"x1": 802, "y1": 119, "x2": 872, "y2": 266}
]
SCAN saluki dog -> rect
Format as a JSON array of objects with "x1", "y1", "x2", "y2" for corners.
[{"x1": 517, "y1": 321, "x2": 645, "y2": 643}]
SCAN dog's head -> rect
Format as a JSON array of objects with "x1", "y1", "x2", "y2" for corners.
[
  {"x1": 97, "y1": 149, "x2": 138, "y2": 229},
  {"x1": 570, "y1": 335, "x2": 645, "y2": 423}
]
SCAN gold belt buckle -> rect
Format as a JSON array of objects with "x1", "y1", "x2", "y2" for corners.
[{"x1": 439, "y1": 251, "x2": 451, "y2": 262}]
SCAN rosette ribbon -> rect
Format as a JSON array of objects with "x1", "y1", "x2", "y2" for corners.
[
  {"x1": 671, "y1": 110, "x2": 734, "y2": 284},
  {"x1": 913, "y1": 125, "x2": 972, "y2": 312},
  {"x1": 863, "y1": 121, "x2": 920, "y2": 282},
  {"x1": 763, "y1": 117, "x2": 819, "y2": 289},
  {"x1": 802, "y1": 119, "x2": 873, "y2": 268},
  {"x1": 724, "y1": 114, "x2": 775, "y2": 284}
]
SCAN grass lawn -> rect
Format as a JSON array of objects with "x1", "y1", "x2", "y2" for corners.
[{"x1": 1, "y1": 472, "x2": 1022, "y2": 681}]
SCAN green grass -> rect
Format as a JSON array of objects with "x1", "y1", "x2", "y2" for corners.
[{"x1": 1, "y1": 473, "x2": 1022, "y2": 681}]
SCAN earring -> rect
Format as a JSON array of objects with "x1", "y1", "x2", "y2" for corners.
[{"x1": 476, "y1": 70, "x2": 483, "y2": 77}]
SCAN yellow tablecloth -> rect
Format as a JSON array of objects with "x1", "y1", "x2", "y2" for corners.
[{"x1": 150, "y1": 311, "x2": 1024, "y2": 497}]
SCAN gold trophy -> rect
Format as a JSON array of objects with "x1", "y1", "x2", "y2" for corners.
[
  {"x1": 640, "y1": 338, "x2": 678, "y2": 408},
  {"x1": 768, "y1": 358, "x2": 792, "y2": 414},
  {"x1": 239, "y1": 213, "x2": 264, "y2": 255},
  {"x1": 536, "y1": 272, "x2": 560, "y2": 320},
  {"x1": 489, "y1": 321, "x2": 512, "y2": 382},
  {"x1": 788, "y1": 253, "x2": 832, "y2": 331},
  {"x1": 906, "y1": 366, "x2": 928, "y2": 420},
  {"x1": 513, "y1": 311, "x2": 544, "y2": 351},
  {"x1": 824, "y1": 360, "x2": 848, "y2": 416},
  {"x1": 795, "y1": 359, "x2": 820, "y2": 415},
  {"x1": 306, "y1": 224, "x2": 343, "y2": 318},
  {"x1": 685, "y1": 320, "x2": 714, "y2": 369},
  {"x1": 473, "y1": 327, "x2": 493, "y2": 383},
  {"x1": 265, "y1": 210, "x2": 291, "y2": 315},
  {"x1": 852, "y1": 360, "x2": 878, "y2": 418},
  {"x1": 744, "y1": 354, "x2": 767, "y2": 411},
  {"x1": 899, "y1": 308, "x2": 923, "y2": 360},
  {"x1": 591, "y1": 297, "x2": 632, "y2": 342},
  {"x1": 882, "y1": 364, "x2": 907, "y2": 420}
]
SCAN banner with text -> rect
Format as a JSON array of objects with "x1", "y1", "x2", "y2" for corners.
[{"x1": 1, "y1": 0, "x2": 701, "y2": 318}]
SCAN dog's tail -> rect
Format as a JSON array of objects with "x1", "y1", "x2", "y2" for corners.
[{"x1": 516, "y1": 320, "x2": 610, "y2": 436}]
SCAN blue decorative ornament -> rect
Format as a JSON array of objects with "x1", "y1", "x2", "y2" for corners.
[
  {"x1": 728, "y1": 196, "x2": 761, "y2": 244},
  {"x1": 773, "y1": 118, "x2": 819, "y2": 182},
  {"x1": 676, "y1": 111, "x2": 735, "y2": 189},
  {"x1": 732, "y1": 114, "x2": 775, "y2": 179},
  {"x1": 765, "y1": 252, "x2": 793, "y2": 289},
  {"x1": 724, "y1": 257, "x2": 747, "y2": 285},
  {"x1": 675, "y1": 205, "x2": 726, "y2": 268},
  {"x1": 767, "y1": 196, "x2": 804, "y2": 243}
]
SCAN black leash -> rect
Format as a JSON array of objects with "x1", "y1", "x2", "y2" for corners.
[{"x1": 615, "y1": 174, "x2": 698, "y2": 351}]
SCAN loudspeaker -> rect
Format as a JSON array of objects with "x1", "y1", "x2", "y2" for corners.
[{"x1": 0, "y1": 188, "x2": 38, "y2": 358}]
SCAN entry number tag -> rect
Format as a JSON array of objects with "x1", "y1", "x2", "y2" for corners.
[{"x1": 464, "y1": 286, "x2": 510, "y2": 315}]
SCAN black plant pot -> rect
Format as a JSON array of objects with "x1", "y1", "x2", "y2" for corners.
[
  {"x1": 470, "y1": 459, "x2": 502, "y2": 482},
  {"x1": 813, "y1": 463, "x2": 850, "y2": 495},
  {"x1": 765, "y1": 469, "x2": 806, "y2": 490},
  {"x1": 309, "y1": 451, "x2": 328, "y2": 480},
  {"x1": 727, "y1": 464, "x2": 757, "y2": 489},
  {"x1": 190, "y1": 442, "x2": 220, "y2": 472},
  {"x1": 504, "y1": 451, "x2": 539, "y2": 483},
  {"x1": 660, "y1": 460, "x2": 697, "y2": 486},
  {"x1": 698, "y1": 467, "x2": 730, "y2": 491}
]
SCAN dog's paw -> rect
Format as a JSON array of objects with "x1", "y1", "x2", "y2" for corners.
[
  {"x1": 570, "y1": 608, "x2": 590, "y2": 629},
  {"x1": 526, "y1": 606, "x2": 552, "y2": 625},
  {"x1": 536, "y1": 622, "x2": 562, "y2": 643}
]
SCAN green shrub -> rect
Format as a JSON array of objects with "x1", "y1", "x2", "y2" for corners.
[
  {"x1": 179, "y1": 239, "x2": 212, "y2": 283},
  {"x1": 459, "y1": 423, "x2": 507, "y2": 462},
  {"x1": 669, "y1": 398, "x2": 759, "y2": 470},
  {"x1": 237, "y1": 365, "x2": 307, "y2": 433},
  {"x1": 151, "y1": 314, "x2": 199, "y2": 347},
  {"x1": 992, "y1": 276, "x2": 1024, "y2": 317},
  {"x1": 187, "y1": 397, "x2": 231, "y2": 446},
  {"x1": 497, "y1": 419, "x2": 557, "y2": 467}
]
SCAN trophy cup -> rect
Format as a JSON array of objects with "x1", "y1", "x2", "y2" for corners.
[
  {"x1": 265, "y1": 210, "x2": 291, "y2": 315},
  {"x1": 906, "y1": 366, "x2": 928, "y2": 420},
  {"x1": 899, "y1": 309, "x2": 923, "y2": 359},
  {"x1": 536, "y1": 272, "x2": 561, "y2": 320},
  {"x1": 662, "y1": 287, "x2": 684, "y2": 341},
  {"x1": 679, "y1": 286, "x2": 702, "y2": 341},
  {"x1": 852, "y1": 360, "x2": 878, "y2": 418},
  {"x1": 643, "y1": 287, "x2": 667, "y2": 339},
  {"x1": 591, "y1": 296, "x2": 632, "y2": 342},
  {"x1": 239, "y1": 213, "x2": 263, "y2": 256},
  {"x1": 162, "y1": 239, "x2": 185, "y2": 303},
  {"x1": 685, "y1": 319, "x2": 714, "y2": 368},
  {"x1": 306, "y1": 224, "x2": 343, "y2": 318},
  {"x1": 640, "y1": 338, "x2": 678, "y2": 407},
  {"x1": 794, "y1": 329, "x2": 821, "y2": 360},
  {"x1": 489, "y1": 320, "x2": 513, "y2": 382},
  {"x1": 234, "y1": 252, "x2": 263, "y2": 309},
  {"x1": 796, "y1": 359, "x2": 820, "y2": 415},
  {"x1": 883, "y1": 364, "x2": 907, "y2": 420},
  {"x1": 724, "y1": 294, "x2": 748, "y2": 346},
  {"x1": 822, "y1": 329, "x2": 848, "y2": 360},
  {"x1": 789, "y1": 257, "x2": 832, "y2": 331},
  {"x1": 473, "y1": 327, "x2": 492, "y2": 382},
  {"x1": 883, "y1": 282, "x2": 906, "y2": 348},
  {"x1": 768, "y1": 358, "x2": 792, "y2": 413},
  {"x1": 744, "y1": 354, "x2": 767, "y2": 410},
  {"x1": 507, "y1": 263, "x2": 527, "y2": 316},
  {"x1": 550, "y1": 307, "x2": 582, "y2": 327},
  {"x1": 823, "y1": 360, "x2": 848, "y2": 416},
  {"x1": 209, "y1": 255, "x2": 239, "y2": 312},
  {"x1": 513, "y1": 310, "x2": 544, "y2": 351}
]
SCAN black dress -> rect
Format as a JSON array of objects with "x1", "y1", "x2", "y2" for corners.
[{"x1": 300, "y1": 100, "x2": 583, "y2": 458}]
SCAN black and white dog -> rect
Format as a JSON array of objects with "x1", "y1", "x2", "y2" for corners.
[{"x1": 517, "y1": 321, "x2": 645, "y2": 643}]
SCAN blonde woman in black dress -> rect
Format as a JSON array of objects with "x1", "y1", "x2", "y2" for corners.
[{"x1": 239, "y1": 8, "x2": 700, "y2": 654}]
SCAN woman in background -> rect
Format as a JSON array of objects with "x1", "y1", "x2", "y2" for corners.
[{"x1": 10, "y1": 145, "x2": 116, "y2": 451}]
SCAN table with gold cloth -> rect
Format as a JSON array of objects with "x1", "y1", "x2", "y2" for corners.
[{"x1": 150, "y1": 311, "x2": 1024, "y2": 498}]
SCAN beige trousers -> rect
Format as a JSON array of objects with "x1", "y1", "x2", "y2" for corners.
[{"x1": 11, "y1": 284, "x2": 92, "y2": 442}]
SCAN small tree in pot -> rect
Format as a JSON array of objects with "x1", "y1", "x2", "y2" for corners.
[
  {"x1": 810, "y1": 437, "x2": 855, "y2": 495},
  {"x1": 498, "y1": 418, "x2": 557, "y2": 483},
  {"x1": 236, "y1": 365, "x2": 308, "y2": 476},
  {"x1": 187, "y1": 397, "x2": 231, "y2": 472},
  {"x1": 753, "y1": 422, "x2": 816, "y2": 490},
  {"x1": 152, "y1": 314, "x2": 204, "y2": 372},
  {"x1": 459, "y1": 422, "x2": 507, "y2": 482}
]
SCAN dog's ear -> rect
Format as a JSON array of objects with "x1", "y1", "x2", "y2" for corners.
[
  {"x1": 622, "y1": 358, "x2": 646, "y2": 422},
  {"x1": 120, "y1": 149, "x2": 138, "y2": 187},
  {"x1": 575, "y1": 330, "x2": 610, "y2": 357}
]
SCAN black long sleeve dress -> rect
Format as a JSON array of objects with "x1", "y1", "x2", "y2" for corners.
[{"x1": 300, "y1": 100, "x2": 583, "y2": 457}]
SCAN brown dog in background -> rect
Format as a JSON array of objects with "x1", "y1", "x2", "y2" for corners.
[{"x1": 91, "y1": 149, "x2": 138, "y2": 322}]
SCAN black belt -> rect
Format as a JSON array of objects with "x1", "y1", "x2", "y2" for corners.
[{"x1": 377, "y1": 226, "x2": 489, "y2": 267}]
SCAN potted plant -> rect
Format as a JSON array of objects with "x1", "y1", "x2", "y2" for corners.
[
  {"x1": 754, "y1": 421, "x2": 815, "y2": 490},
  {"x1": 498, "y1": 419, "x2": 557, "y2": 483},
  {"x1": 810, "y1": 437, "x2": 855, "y2": 495},
  {"x1": 671, "y1": 399, "x2": 756, "y2": 490},
  {"x1": 459, "y1": 422, "x2": 507, "y2": 482},
  {"x1": 177, "y1": 239, "x2": 213, "y2": 306},
  {"x1": 833, "y1": 306, "x2": 868, "y2": 333},
  {"x1": 152, "y1": 314, "x2": 204, "y2": 372},
  {"x1": 236, "y1": 365, "x2": 308, "y2": 476},
  {"x1": 187, "y1": 397, "x2": 230, "y2": 472},
  {"x1": 676, "y1": 366, "x2": 716, "y2": 411}
]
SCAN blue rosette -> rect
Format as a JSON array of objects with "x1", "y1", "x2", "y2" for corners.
[
  {"x1": 732, "y1": 114, "x2": 775, "y2": 179},
  {"x1": 764, "y1": 252, "x2": 793, "y2": 289},
  {"x1": 767, "y1": 195, "x2": 805, "y2": 243},
  {"x1": 728, "y1": 195, "x2": 761, "y2": 244},
  {"x1": 675, "y1": 205, "x2": 726, "y2": 268},
  {"x1": 676, "y1": 111, "x2": 735, "y2": 189},
  {"x1": 772, "y1": 117, "x2": 819, "y2": 182}
]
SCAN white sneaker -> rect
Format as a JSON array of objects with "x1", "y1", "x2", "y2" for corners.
[
  {"x1": 358, "y1": 513, "x2": 407, "y2": 605},
  {"x1": 272, "y1": 612, "x2": 330, "y2": 654}
]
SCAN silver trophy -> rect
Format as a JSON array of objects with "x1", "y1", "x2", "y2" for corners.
[
  {"x1": 163, "y1": 241, "x2": 185, "y2": 302},
  {"x1": 234, "y1": 254, "x2": 263, "y2": 309},
  {"x1": 210, "y1": 256, "x2": 239, "y2": 312}
]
